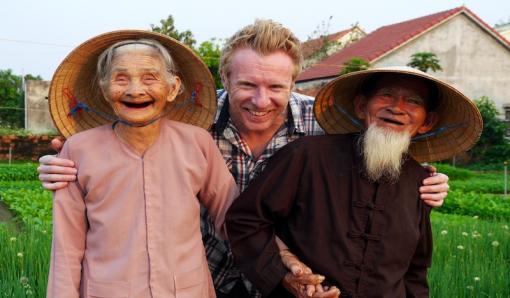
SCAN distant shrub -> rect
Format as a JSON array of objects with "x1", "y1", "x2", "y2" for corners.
[
  {"x1": 0, "y1": 185, "x2": 52, "y2": 228},
  {"x1": 463, "y1": 163, "x2": 508, "y2": 171},
  {"x1": 433, "y1": 163, "x2": 473, "y2": 180},
  {"x1": 450, "y1": 179, "x2": 505, "y2": 194},
  {"x1": 0, "y1": 163, "x2": 38, "y2": 181},
  {"x1": 437, "y1": 190, "x2": 510, "y2": 220}
]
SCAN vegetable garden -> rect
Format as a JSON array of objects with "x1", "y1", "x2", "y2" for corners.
[{"x1": 0, "y1": 162, "x2": 508, "y2": 297}]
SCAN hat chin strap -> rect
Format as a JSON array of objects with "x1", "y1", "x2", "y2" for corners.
[
  {"x1": 333, "y1": 103, "x2": 466, "y2": 142},
  {"x1": 333, "y1": 103, "x2": 363, "y2": 129},
  {"x1": 411, "y1": 122, "x2": 467, "y2": 141}
]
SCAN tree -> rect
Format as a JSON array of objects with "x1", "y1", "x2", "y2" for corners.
[
  {"x1": 150, "y1": 15, "x2": 196, "y2": 49},
  {"x1": 0, "y1": 69, "x2": 42, "y2": 128},
  {"x1": 339, "y1": 57, "x2": 370, "y2": 75},
  {"x1": 305, "y1": 16, "x2": 335, "y2": 64},
  {"x1": 469, "y1": 96, "x2": 510, "y2": 164},
  {"x1": 197, "y1": 39, "x2": 222, "y2": 88},
  {"x1": 407, "y1": 52, "x2": 442, "y2": 73},
  {"x1": 150, "y1": 15, "x2": 222, "y2": 88}
]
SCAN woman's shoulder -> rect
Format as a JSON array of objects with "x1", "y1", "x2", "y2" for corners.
[
  {"x1": 64, "y1": 124, "x2": 113, "y2": 147},
  {"x1": 162, "y1": 120, "x2": 212, "y2": 141}
]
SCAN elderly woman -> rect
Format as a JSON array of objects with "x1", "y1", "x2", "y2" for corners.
[{"x1": 46, "y1": 30, "x2": 238, "y2": 297}]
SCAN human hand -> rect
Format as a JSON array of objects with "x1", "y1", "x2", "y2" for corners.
[
  {"x1": 311, "y1": 284, "x2": 341, "y2": 298},
  {"x1": 280, "y1": 249, "x2": 339, "y2": 297},
  {"x1": 49, "y1": 138, "x2": 64, "y2": 152},
  {"x1": 282, "y1": 272, "x2": 340, "y2": 298},
  {"x1": 420, "y1": 165, "x2": 449, "y2": 208},
  {"x1": 37, "y1": 138, "x2": 77, "y2": 190}
]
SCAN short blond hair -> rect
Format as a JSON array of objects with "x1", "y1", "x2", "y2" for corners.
[{"x1": 220, "y1": 19, "x2": 303, "y2": 81}]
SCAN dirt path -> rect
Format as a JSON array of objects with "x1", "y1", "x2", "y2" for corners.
[{"x1": 0, "y1": 200, "x2": 14, "y2": 222}]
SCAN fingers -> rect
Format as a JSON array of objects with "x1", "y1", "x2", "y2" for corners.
[
  {"x1": 419, "y1": 183, "x2": 449, "y2": 195},
  {"x1": 50, "y1": 138, "x2": 64, "y2": 152},
  {"x1": 422, "y1": 198, "x2": 444, "y2": 207},
  {"x1": 37, "y1": 156, "x2": 78, "y2": 188},
  {"x1": 38, "y1": 164, "x2": 77, "y2": 176},
  {"x1": 39, "y1": 172, "x2": 77, "y2": 182},
  {"x1": 288, "y1": 273, "x2": 325, "y2": 285},
  {"x1": 281, "y1": 249, "x2": 312, "y2": 276},
  {"x1": 420, "y1": 173, "x2": 449, "y2": 207},
  {"x1": 315, "y1": 284, "x2": 324, "y2": 293},
  {"x1": 38, "y1": 155, "x2": 75, "y2": 168},
  {"x1": 306, "y1": 284, "x2": 315, "y2": 297},
  {"x1": 41, "y1": 181, "x2": 69, "y2": 191},
  {"x1": 422, "y1": 172, "x2": 449, "y2": 186},
  {"x1": 312, "y1": 286, "x2": 340, "y2": 298},
  {"x1": 37, "y1": 156, "x2": 77, "y2": 187},
  {"x1": 282, "y1": 273, "x2": 310, "y2": 298},
  {"x1": 422, "y1": 164, "x2": 437, "y2": 175}
]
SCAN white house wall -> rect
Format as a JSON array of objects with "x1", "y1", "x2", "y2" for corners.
[
  {"x1": 25, "y1": 80, "x2": 57, "y2": 134},
  {"x1": 374, "y1": 13, "x2": 510, "y2": 115}
]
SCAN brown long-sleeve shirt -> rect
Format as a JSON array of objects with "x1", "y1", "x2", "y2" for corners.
[{"x1": 226, "y1": 134, "x2": 432, "y2": 298}]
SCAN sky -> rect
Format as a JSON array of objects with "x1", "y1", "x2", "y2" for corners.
[{"x1": 1, "y1": 0, "x2": 509, "y2": 80}]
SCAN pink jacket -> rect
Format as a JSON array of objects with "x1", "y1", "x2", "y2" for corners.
[{"x1": 47, "y1": 120, "x2": 239, "y2": 298}]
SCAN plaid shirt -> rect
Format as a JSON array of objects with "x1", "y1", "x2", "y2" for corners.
[{"x1": 201, "y1": 90, "x2": 324, "y2": 297}]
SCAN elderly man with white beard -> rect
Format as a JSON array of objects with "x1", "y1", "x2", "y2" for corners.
[{"x1": 225, "y1": 67, "x2": 482, "y2": 298}]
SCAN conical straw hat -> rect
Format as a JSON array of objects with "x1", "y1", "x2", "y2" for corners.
[
  {"x1": 313, "y1": 66, "x2": 483, "y2": 162},
  {"x1": 49, "y1": 29, "x2": 217, "y2": 138}
]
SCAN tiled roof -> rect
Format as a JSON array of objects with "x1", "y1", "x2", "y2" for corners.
[
  {"x1": 297, "y1": 6, "x2": 510, "y2": 82},
  {"x1": 301, "y1": 29, "x2": 352, "y2": 59}
]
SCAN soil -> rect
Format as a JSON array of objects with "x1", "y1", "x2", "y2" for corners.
[{"x1": 0, "y1": 200, "x2": 14, "y2": 222}]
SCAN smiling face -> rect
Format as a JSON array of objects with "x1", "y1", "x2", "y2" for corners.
[
  {"x1": 102, "y1": 45, "x2": 181, "y2": 125},
  {"x1": 354, "y1": 74, "x2": 437, "y2": 137},
  {"x1": 223, "y1": 48, "x2": 294, "y2": 138}
]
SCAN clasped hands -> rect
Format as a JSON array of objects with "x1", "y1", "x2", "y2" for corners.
[{"x1": 280, "y1": 249, "x2": 340, "y2": 298}]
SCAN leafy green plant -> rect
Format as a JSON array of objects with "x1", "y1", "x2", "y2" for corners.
[
  {"x1": 407, "y1": 52, "x2": 442, "y2": 73},
  {"x1": 197, "y1": 39, "x2": 223, "y2": 88},
  {"x1": 0, "y1": 181, "x2": 52, "y2": 228},
  {"x1": 0, "y1": 126, "x2": 32, "y2": 136},
  {"x1": 450, "y1": 179, "x2": 505, "y2": 194},
  {"x1": 433, "y1": 163, "x2": 473, "y2": 180},
  {"x1": 150, "y1": 15, "x2": 196, "y2": 48},
  {"x1": 0, "y1": 163, "x2": 39, "y2": 181},
  {"x1": 437, "y1": 190, "x2": 510, "y2": 220},
  {"x1": 0, "y1": 70, "x2": 42, "y2": 128},
  {"x1": 469, "y1": 97, "x2": 510, "y2": 164},
  {"x1": 463, "y1": 163, "x2": 509, "y2": 171},
  {"x1": 340, "y1": 57, "x2": 370, "y2": 75}
]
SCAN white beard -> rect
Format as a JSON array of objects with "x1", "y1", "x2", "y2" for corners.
[{"x1": 360, "y1": 124, "x2": 411, "y2": 183}]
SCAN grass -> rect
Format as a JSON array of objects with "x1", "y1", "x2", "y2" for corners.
[
  {"x1": 0, "y1": 163, "x2": 508, "y2": 296},
  {"x1": 0, "y1": 212, "x2": 507, "y2": 297},
  {"x1": 429, "y1": 212, "x2": 509, "y2": 297},
  {"x1": 0, "y1": 223, "x2": 51, "y2": 298}
]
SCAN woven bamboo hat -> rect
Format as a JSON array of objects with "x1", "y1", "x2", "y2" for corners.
[
  {"x1": 313, "y1": 66, "x2": 483, "y2": 162},
  {"x1": 49, "y1": 30, "x2": 217, "y2": 138}
]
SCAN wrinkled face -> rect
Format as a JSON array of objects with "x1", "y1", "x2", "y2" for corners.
[
  {"x1": 103, "y1": 45, "x2": 180, "y2": 125},
  {"x1": 355, "y1": 75, "x2": 437, "y2": 137},
  {"x1": 223, "y1": 48, "x2": 294, "y2": 137}
]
